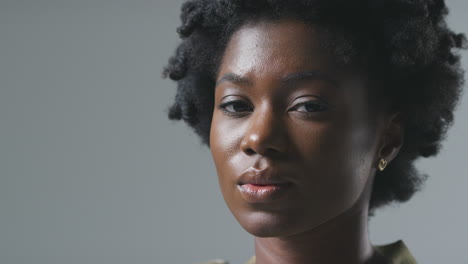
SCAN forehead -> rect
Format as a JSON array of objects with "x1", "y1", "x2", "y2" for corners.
[
  {"x1": 214, "y1": 19, "x2": 374, "y2": 114},
  {"x1": 218, "y1": 19, "x2": 335, "y2": 78}
]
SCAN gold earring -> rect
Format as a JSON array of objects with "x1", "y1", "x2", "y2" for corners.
[{"x1": 378, "y1": 158, "x2": 387, "y2": 171}]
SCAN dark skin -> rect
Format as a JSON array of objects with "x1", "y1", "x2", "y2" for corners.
[{"x1": 209, "y1": 19, "x2": 404, "y2": 264}]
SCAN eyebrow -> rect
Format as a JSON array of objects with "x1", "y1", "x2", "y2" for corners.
[
  {"x1": 215, "y1": 70, "x2": 339, "y2": 89},
  {"x1": 216, "y1": 73, "x2": 252, "y2": 87}
]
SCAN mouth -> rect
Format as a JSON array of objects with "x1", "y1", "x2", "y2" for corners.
[
  {"x1": 236, "y1": 167, "x2": 293, "y2": 203},
  {"x1": 237, "y1": 182, "x2": 293, "y2": 203}
]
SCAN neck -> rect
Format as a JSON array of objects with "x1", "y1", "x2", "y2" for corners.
[{"x1": 253, "y1": 177, "x2": 387, "y2": 264}]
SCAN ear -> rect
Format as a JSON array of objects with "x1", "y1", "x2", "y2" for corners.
[{"x1": 377, "y1": 112, "x2": 404, "y2": 166}]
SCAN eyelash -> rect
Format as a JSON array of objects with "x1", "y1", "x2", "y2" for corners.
[
  {"x1": 217, "y1": 100, "x2": 328, "y2": 118},
  {"x1": 217, "y1": 100, "x2": 252, "y2": 116}
]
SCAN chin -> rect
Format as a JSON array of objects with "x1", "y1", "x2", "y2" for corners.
[{"x1": 235, "y1": 210, "x2": 306, "y2": 238}]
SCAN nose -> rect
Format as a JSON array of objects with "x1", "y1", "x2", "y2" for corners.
[{"x1": 240, "y1": 105, "x2": 289, "y2": 157}]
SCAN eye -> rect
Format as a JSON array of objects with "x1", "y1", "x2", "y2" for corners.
[
  {"x1": 291, "y1": 100, "x2": 328, "y2": 113},
  {"x1": 218, "y1": 100, "x2": 253, "y2": 116}
]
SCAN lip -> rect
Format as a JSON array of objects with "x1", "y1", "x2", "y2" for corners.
[
  {"x1": 237, "y1": 167, "x2": 293, "y2": 203},
  {"x1": 237, "y1": 183, "x2": 292, "y2": 203},
  {"x1": 237, "y1": 167, "x2": 290, "y2": 185}
]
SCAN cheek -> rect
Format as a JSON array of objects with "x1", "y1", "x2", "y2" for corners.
[
  {"x1": 289, "y1": 116, "x2": 376, "y2": 213},
  {"x1": 287, "y1": 119, "x2": 346, "y2": 172},
  {"x1": 209, "y1": 113, "x2": 241, "y2": 189},
  {"x1": 209, "y1": 113, "x2": 253, "y2": 220},
  {"x1": 292, "y1": 124, "x2": 351, "y2": 194},
  {"x1": 210, "y1": 113, "x2": 237, "y2": 165},
  {"x1": 302, "y1": 95, "x2": 375, "y2": 172}
]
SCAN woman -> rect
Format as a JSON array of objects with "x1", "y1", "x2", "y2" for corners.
[{"x1": 163, "y1": 0, "x2": 466, "y2": 263}]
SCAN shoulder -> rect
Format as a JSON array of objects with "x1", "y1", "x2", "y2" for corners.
[
  {"x1": 198, "y1": 241, "x2": 415, "y2": 264},
  {"x1": 374, "y1": 240, "x2": 417, "y2": 264}
]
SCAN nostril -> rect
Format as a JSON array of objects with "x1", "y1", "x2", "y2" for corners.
[{"x1": 245, "y1": 148, "x2": 256, "y2": 155}]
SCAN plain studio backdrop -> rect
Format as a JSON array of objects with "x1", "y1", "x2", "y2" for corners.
[{"x1": 1, "y1": 0, "x2": 467, "y2": 263}]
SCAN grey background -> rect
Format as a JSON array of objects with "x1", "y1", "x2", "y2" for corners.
[{"x1": 0, "y1": 0, "x2": 467, "y2": 263}]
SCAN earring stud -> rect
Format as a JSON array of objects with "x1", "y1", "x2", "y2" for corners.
[{"x1": 378, "y1": 158, "x2": 387, "y2": 171}]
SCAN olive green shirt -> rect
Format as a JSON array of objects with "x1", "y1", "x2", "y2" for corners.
[{"x1": 200, "y1": 240, "x2": 417, "y2": 264}]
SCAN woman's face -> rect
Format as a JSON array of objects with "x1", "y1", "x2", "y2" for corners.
[{"x1": 210, "y1": 19, "x2": 382, "y2": 237}]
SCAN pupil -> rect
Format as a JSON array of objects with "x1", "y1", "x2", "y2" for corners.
[
  {"x1": 305, "y1": 103, "x2": 321, "y2": 112},
  {"x1": 233, "y1": 103, "x2": 249, "y2": 112}
]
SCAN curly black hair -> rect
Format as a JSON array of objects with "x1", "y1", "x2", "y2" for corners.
[{"x1": 163, "y1": 0, "x2": 466, "y2": 215}]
